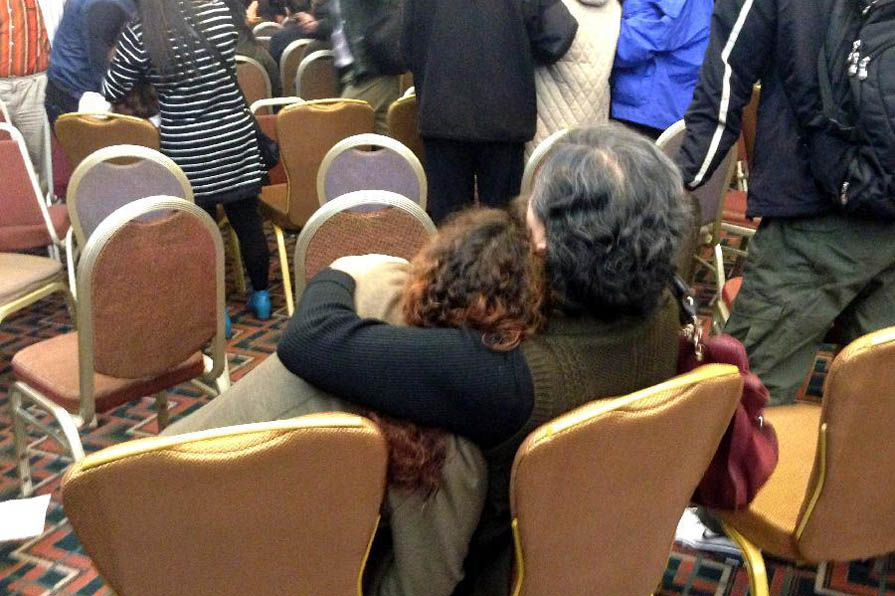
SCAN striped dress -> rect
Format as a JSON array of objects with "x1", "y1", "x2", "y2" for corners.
[{"x1": 102, "y1": 0, "x2": 263, "y2": 204}]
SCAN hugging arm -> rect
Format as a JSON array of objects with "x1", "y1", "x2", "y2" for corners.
[{"x1": 277, "y1": 270, "x2": 534, "y2": 449}]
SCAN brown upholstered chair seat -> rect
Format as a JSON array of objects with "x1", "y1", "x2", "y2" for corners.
[
  {"x1": 717, "y1": 403, "x2": 821, "y2": 560},
  {"x1": 0, "y1": 204, "x2": 69, "y2": 252},
  {"x1": 13, "y1": 333, "x2": 205, "y2": 415},
  {"x1": 0, "y1": 253, "x2": 64, "y2": 302}
]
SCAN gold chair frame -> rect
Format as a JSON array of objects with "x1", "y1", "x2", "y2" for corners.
[
  {"x1": 9, "y1": 196, "x2": 230, "y2": 496},
  {"x1": 316, "y1": 132, "x2": 427, "y2": 209},
  {"x1": 293, "y1": 189, "x2": 436, "y2": 299},
  {"x1": 520, "y1": 128, "x2": 571, "y2": 196}
]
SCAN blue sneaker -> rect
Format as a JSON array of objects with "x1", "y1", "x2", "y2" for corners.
[
  {"x1": 224, "y1": 310, "x2": 233, "y2": 339},
  {"x1": 249, "y1": 289, "x2": 271, "y2": 320}
]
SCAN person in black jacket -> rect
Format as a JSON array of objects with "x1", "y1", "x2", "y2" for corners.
[
  {"x1": 676, "y1": 0, "x2": 895, "y2": 406},
  {"x1": 402, "y1": 0, "x2": 577, "y2": 223}
]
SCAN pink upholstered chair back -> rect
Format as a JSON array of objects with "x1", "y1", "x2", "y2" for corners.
[
  {"x1": 68, "y1": 145, "x2": 193, "y2": 247},
  {"x1": 317, "y1": 134, "x2": 427, "y2": 208},
  {"x1": 293, "y1": 190, "x2": 435, "y2": 297},
  {"x1": 78, "y1": 197, "x2": 222, "y2": 380},
  {"x1": 236, "y1": 55, "x2": 272, "y2": 113},
  {"x1": 0, "y1": 124, "x2": 54, "y2": 251}
]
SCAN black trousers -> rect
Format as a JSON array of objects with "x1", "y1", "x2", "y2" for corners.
[
  {"x1": 422, "y1": 138, "x2": 524, "y2": 224},
  {"x1": 202, "y1": 197, "x2": 270, "y2": 291}
]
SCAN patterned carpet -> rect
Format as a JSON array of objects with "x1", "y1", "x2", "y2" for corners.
[{"x1": 1, "y1": 230, "x2": 893, "y2": 595}]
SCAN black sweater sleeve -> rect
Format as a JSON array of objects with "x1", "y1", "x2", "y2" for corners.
[{"x1": 277, "y1": 269, "x2": 534, "y2": 448}]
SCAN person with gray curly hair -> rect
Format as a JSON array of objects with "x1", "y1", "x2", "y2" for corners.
[{"x1": 166, "y1": 123, "x2": 691, "y2": 595}]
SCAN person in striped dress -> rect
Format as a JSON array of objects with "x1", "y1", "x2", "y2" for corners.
[{"x1": 103, "y1": 0, "x2": 272, "y2": 327}]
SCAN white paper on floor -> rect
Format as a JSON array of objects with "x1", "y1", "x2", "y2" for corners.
[{"x1": 0, "y1": 494, "x2": 51, "y2": 542}]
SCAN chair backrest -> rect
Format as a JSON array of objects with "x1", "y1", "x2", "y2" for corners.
[
  {"x1": 794, "y1": 326, "x2": 895, "y2": 562},
  {"x1": 277, "y1": 99, "x2": 375, "y2": 228},
  {"x1": 252, "y1": 20, "x2": 282, "y2": 37},
  {"x1": 67, "y1": 144, "x2": 193, "y2": 247},
  {"x1": 657, "y1": 120, "x2": 736, "y2": 232},
  {"x1": 742, "y1": 83, "x2": 761, "y2": 169},
  {"x1": 520, "y1": 128, "x2": 571, "y2": 195},
  {"x1": 293, "y1": 190, "x2": 436, "y2": 297},
  {"x1": 62, "y1": 413, "x2": 388, "y2": 596},
  {"x1": 386, "y1": 93, "x2": 423, "y2": 164},
  {"x1": 317, "y1": 133, "x2": 426, "y2": 208},
  {"x1": 0, "y1": 123, "x2": 57, "y2": 251},
  {"x1": 236, "y1": 55, "x2": 272, "y2": 111},
  {"x1": 251, "y1": 98, "x2": 304, "y2": 187},
  {"x1": 296, "y1": 49, "x2": 339, "y2": 99},
  {"x1": 76, "y1": 196, "x2": 225, "y2": 422},
  {"x1": 54, "y1": 112, "x2": 159, "y2": 170},
  {"x1": 510, "y1": 364, "x2": 743, "y2": 596},
  {"x1": 280, "y1": 38, "x2": 313, "y2": 99}
]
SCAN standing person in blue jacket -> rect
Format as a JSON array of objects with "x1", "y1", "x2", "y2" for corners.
[
  {"x1": 45, "y1": 0, "x2": 138, "y2": 124},
  {"x1": 609, "y1": 0, "x2": 712, "y2": 139}
]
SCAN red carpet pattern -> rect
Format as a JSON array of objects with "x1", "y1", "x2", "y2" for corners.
[{"x1": 1, "y1": 231, "x2": 891, "y2": 595}]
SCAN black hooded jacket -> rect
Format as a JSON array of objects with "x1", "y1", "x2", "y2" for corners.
[
  {"x1": 401, "y1": 0, "x2": 576, "y2": 143},
  {"x1": 677, "y1": 0, "x2": 835, "y2": 218}
]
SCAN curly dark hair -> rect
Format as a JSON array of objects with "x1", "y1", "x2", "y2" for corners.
[
  {"x1": 529, "y1": 124, "x2": 690, "y2": 319},
  {"x1": 372, "y1": 208, "x2": 547, "y2": 496}
]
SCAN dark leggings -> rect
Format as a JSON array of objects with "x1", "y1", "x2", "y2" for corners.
[{"x1": 203, "y1": 197, "x2": 270, "y2": 291}]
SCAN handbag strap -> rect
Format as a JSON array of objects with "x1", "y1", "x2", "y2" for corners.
[{"x1": 670, "y1": 275, "x2": 705, "y2": 361}]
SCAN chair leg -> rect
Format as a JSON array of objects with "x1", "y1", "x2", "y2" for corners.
[
  {"x1": 154, "y1": 390, "x2": 169, "y2": 431},
  {"x1": 9, "y1": 386, "x2": 34, "y2": 497},
  {"x1": 228, "y1": 224, "x2": 248, "y2": 294},
  {"x1": 214, "y1": 357, "x2": 232, "y2": 395},
  {"x1": 65, "y1": 229, "x2": 78, "y2": 300},
  {"x1": 274, "y1": 224, "x2": 294, "y2": 316},
  {"x1": 722, "y1": 521, "x2": 770, "y2": 596}
]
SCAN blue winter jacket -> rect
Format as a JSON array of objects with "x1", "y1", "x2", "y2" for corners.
[{"x1": 610, "y1": 0, "x2": 712, "y2": 131}]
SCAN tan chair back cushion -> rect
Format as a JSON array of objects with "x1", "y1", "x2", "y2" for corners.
[
  {"x1": 62, "y1": 414, "x2": 388, "y2": 596},
  {"x1": 297, "y1": 52, "x2": 339, "y2": 99},
  {"x1": 281, "y1": 39, "x2": 312, "y2": 101},
  {"x1": 796, "y1": 327, "x2": 895, "y2": 561},
  {"x1": 88, "y1": 210, "x2": 217, "y2": 378},
  {"x1": 510, "y1": 365, "x2": 743, "y2": 596},
  {"x1": 303, "y1": 208, "x2": 432, "y2": 281},
  {"x1": 55, "y1": 114, "x2": 159, "y2": 170},
  {"x1": 278, "y1": 100, "x2": 375, "y2": 228},
  {"x1": 387, "y1": 95, "x2": 423, "y2": 164},
  {"x1": 236, "y1": 58, "x2": 271, "y2": 109}
]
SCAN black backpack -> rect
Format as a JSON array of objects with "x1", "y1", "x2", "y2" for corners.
[{"x1": 811, "y1": 0, "x2": 895, "y2": 218}]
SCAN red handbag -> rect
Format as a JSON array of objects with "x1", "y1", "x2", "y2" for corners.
[{"x1": 674, "y1": 279, "x2": 779, "y2": 510}]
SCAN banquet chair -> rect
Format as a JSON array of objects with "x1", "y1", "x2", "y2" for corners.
[
  {"x1": 510, "y1": 364, "x2": 743, "y2": 596},
  {"x1": 62, "y1": 413, "x2": 387, "y2": 596},
  {"x1": 520, "y1": 128, "x2": 571, "y2": 195},
  {"x1": 280, "y1": 39, "x2": 314, "y2": 100},
  {"x1": 261, "y1": 99, "x2": 375, "y2": 313},
  {"x1": 54, "y1": 112, "x2": 159, "y2": 170},
  {"x1": 657, "y1": 120, "x2": 737, "y2": 325},
  {"x1": 0, "y1": 123, "x2": 68, "y2": 258},
  {"x1": 317, "y1": 133, "x2": 426, "y2": 208},
  {"x1": 236, "y1": 55, "x2": 272, "y2": 111},
  {"x1": 294, "y1": 189, "x2": 435, "y2": 298},
  {"x1": 296, "y1": 49, "x2": 340, "y2": 99},
  {"x1": 252, "y1": 20, "x2": 282, "y2": 38},
  {"x1": 65, "y1": 144, "x2": 193, "y2": 296},
  {"x1": 0, "y1": 97, "x2": 54, "y2": 188},
  {"x1": 715, "y1": 326, "x2": 895, "y2": 596},
  {"x1": 9, "y1": 197, "x2": 230, "y2": 496},
  {"x1": 386, "y1": 93, "x2": 423, "y2": 164}
]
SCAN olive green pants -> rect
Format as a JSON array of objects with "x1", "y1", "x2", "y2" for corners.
[
  {"x1": 725, "y1": 212, "x2": 895, "y2": 405},
  {"x1": 341, "y1": 73, "x2": 401, "y2": 135}
]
